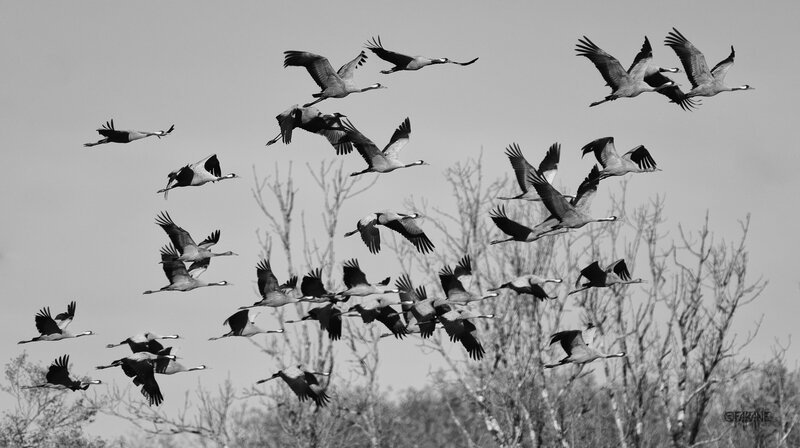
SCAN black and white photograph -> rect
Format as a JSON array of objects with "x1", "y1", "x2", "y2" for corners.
[{"x1": 0, "y1": 1, "x2": 797, "y2": 447}]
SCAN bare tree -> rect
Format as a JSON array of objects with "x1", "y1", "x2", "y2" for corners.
[
  {"x1": 390, "y1": 155, "x2": 766, "y2": 448},
  {"x1": 78, "y1": 154, "x2": 775, "y2": 448},
  {"x1": 0, "y1": 353, "x2": 108, "y2": 448}
]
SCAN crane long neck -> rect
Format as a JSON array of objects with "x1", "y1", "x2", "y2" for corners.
[
  {"x1": 128, "y1": 132, "x2": 151, "y2": 141},
  {"x1": 568, "y1": 286, "x2": 590, "y2": 296},
  {"x1": 266, "y1": 132, "x2": 283, "y2": 146},
  {"x1": 211, "y1": 251, "x2": 236, "y2": 257}
]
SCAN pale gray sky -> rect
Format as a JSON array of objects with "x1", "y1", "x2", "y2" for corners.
[{"x1": 1, "y1": 0, "x2": 798, "y2": 440}]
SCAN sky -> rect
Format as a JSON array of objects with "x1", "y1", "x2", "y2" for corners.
[{"x1": 1, "y1": 0, "x2": 798, "y2": 441}]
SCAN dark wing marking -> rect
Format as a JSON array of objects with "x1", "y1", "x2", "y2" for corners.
[
  {"x1": 326, "y1": 310, "x2": 343, "y2": 341},
  {"x1": 376, "y1": 306, "x2": 408, "y2": 339},
  {"x1": 627, "y1": 36, "x2": 653, "y2": 80},
  {"x1": 46, "y1": 355, "x2": 73, "y2": 387},
  {"x1": 283, "y1": 51, "x2": 341, "y2": 91},
  {"x1": 365, "y1": 36, "x2": 414, "y2": 67},
  {"x1": 274, "y1": 105, "x2": 299, "y2": 145},
  {"x1": 170, "y1": 166, "x2": 195, "y2": 188},
  {"x1": 280, "y1": 275, "x2": 298, "y2": 291},
  {"x1": 35, "y1": 307, "x2": 61, "y2": 335},
  {"x1": 256, "y1": 259, "x2": 280, "y2": 296},
  {"x1": 710, "y1": 46, "x2": 735, "y2": 82},
  {"x1": 303, "y1": 371, "x2": 331, "y2": 407},
  {"x1": 342, "y1": 259, "x2": 368, "y2": 288},
  {"x1": 530, "y1": 284, "x2": 552, "y2": 300},
  {"x1": 197, "y1": 230, "x2": 221, "y2": 249},
  {"x1": 459, "y1": 321, "x2": 485, "y2": 360},
  {"x1": 224, "y1": 309, "x2": 250, "y2": 335},
  {"x1": 131, "y1": 360, "x2": 163, "y2": 406},
  {"x1": 664, "y1": 28, "x2": 712, "y2": 89},
  {"x1": 489, "y1": 205, "x2": 532, "y2": 240},
  {"x1": 314, "y1": 304, "x2": 343, "y2": 340},
  {"x1": 359, "y1": 221, "x2": 381, "y2": 254},
  {"x1": 144, "y1": 339, "x2": 166, "y2": 354},
  {"x1": 644, "y1": 71, "x2": 699, "y2": 111},
  {"x1": 538, "y1": 143, "x2": 561, "y2": 185},
  {"x1": 626, "y1": 146, "x2": 657, "y2": 170},
  {"x1": 576, "y1": 36, "x2": 628, "y2": 91},
  {"x1": 609, "y1": 259, "x2": 632, "y2": 281},
  {"x1": 504, "y1": 143, "x2": 535, "y2": 193},
  {"x1": 571, "y1": 165, "x2": 601, "y2": 210},
  {"x1": 580, "y1": 137, "x2": 618, "y2": 168},
  {"x1": 549, "y1": 330, "x2": 585, "y2": 355},
  {"x1": 383, "y1": 216, "x2": 434, "y2": 253},
  {"x1": 54, "y1": 301, "x2": 76, "y2": 330},
  {"x1": 155, "y1": 211, "x2": 197, "y2": 253},
  {"x1": 439, "y1": 266, "x2": 466, "y2": 296},
  {"x1": 579, "y1": 261, "x2": 606, "y2": 285},
  {"x1": 382, "y1": 117, "x2": 411, "y2": 159},
  {"x1": 321, "y1": 129, "x2": 353, "y2": 155},
  {"x1": 526, "y1": 169, "x2": 572, "y2": 219},
  {"x1": 337, "y1": 51, "x2": 368, "y2": 79},
  {"x1": 454, "y1": 254, "x2": 472, "y2": 277},
  {"x1": 154, "y1": 347, "x2": 173, "y2": 373},
  {"x1": 160, "y1": 245, "x2": 190, "y2": 282},
  {"x1": 301, "y1": 268, "x2": 329, "y2": 298},
  {"x1": 396, "y1": 274, "x2": 418, "y2": 302},
  {"x1": 203, "y1": 155, "x2": 221, "y2": 177},
  {"x1": 316, "y1": 113, "x2": 352, "y2": 155},
  {"x1": 187, "y1": 258, "x2": 209, "y2": 279},
  {"x1": 341, "y1": 119, "x2": 382, "y2": 167}
]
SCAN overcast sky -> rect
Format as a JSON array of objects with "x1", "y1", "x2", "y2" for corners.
[{"x1": 1, "y1": 0, "x2": 798, "y2": 440}]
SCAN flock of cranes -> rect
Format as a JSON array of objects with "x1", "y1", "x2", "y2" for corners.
[
  {"x1": 577, "y1": 28, "x2": 752, "y2": 109},
  {"x1": 17, "y1": 29, "x2": 751, "y2": 409}
]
